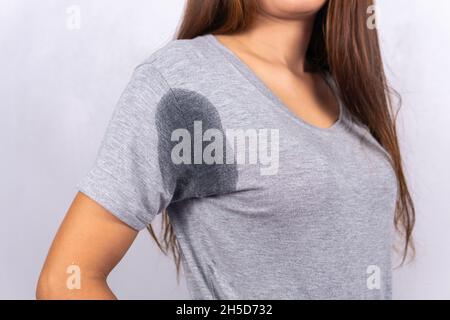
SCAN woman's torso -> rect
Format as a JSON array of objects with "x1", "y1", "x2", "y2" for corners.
[{"x1": 130, "y1": 34, "x2": 397, "y2": 299}]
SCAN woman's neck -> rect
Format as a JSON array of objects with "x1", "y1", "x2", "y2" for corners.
[{"x1": 228, "y1": 13, "x2": 316, "y2": 74}]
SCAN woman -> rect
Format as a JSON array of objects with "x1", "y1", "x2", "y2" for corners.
[{"x1": 37, "y1": 0, "x2": 415, "y2": 300}]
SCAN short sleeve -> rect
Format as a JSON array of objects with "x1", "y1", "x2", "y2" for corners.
[{"x1": 77, "y1": 63, "x2": 181, "y2": 231}]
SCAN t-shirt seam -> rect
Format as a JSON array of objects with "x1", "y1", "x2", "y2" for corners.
[{"x1": 135, "y1": 62, "x2": 203, "y2": 200}]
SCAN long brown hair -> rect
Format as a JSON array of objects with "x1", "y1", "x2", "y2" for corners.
[{"x1": 147, "y1": 0, "x2": 415, "y2": 276}]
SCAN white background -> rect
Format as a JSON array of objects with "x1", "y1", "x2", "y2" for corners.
[{"x1": 0, "y1": 0, "x2": 449, "y2": 299}]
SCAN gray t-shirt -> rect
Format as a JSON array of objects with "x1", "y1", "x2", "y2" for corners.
[{"x1": 78, "y1": 34, "x2": 397, "y2": 300}]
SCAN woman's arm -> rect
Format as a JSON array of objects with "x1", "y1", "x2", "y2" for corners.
[{"x1": 36, "y1": 192, "x2": 138, "y2": 300}]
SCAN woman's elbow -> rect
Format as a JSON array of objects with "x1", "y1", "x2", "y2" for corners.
[{"x1": 36, "y1": 265, "x2": 115, "y2": 300}]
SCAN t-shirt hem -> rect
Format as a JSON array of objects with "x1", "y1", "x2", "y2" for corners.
[{"x1": 76, "y1": 175, "x2": 150, "y2": 232}]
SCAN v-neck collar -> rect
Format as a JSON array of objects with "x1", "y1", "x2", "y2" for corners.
[{"x1": 202, "y1": 33, "x2": 348, "y2": 135}]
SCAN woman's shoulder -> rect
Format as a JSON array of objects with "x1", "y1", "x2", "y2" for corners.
[{"x1": 137, "y1": 35, "x2": 216, "y2": 82}]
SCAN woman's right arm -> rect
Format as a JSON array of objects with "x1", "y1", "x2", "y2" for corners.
[
  {"x1": 36, "y1": 63, "x2": 181, "y2": 299},
  {"x1": 36, "y1": 192, "x2": 138, "y2": 300}
]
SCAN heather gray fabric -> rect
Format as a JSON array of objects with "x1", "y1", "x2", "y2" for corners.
[{"x1": 78, "y1": 34, "x2": 398, "y2": 300}]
